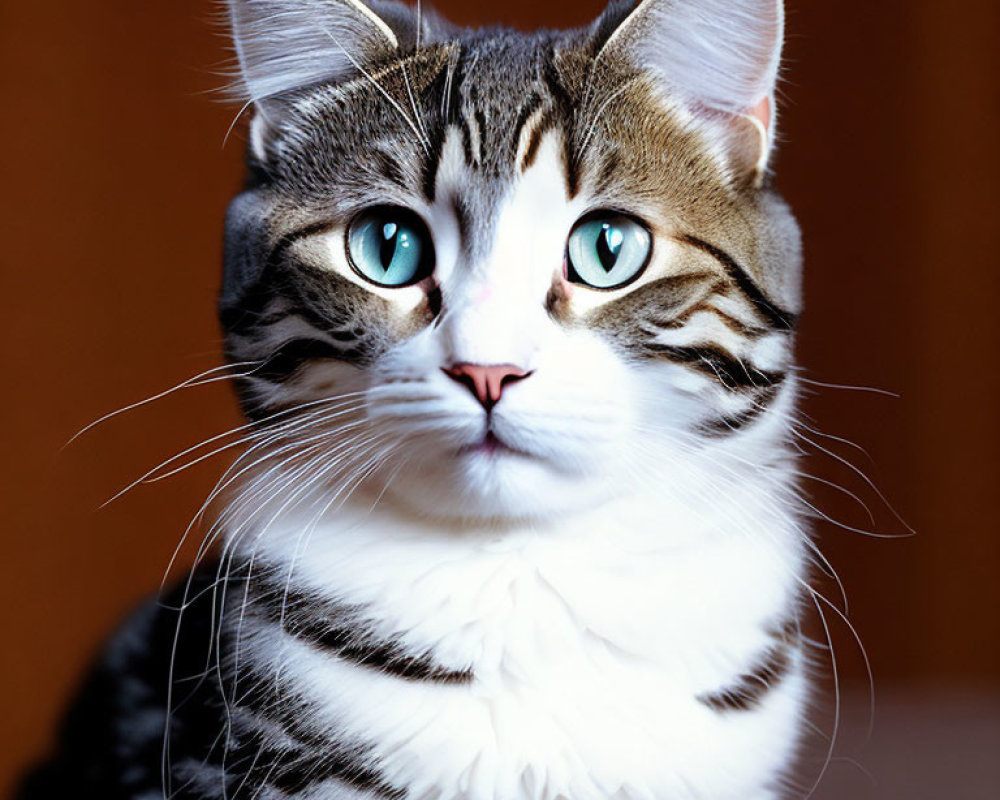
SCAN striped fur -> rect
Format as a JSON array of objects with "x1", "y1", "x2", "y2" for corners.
[{"x1": 25, "y1": 2, "x2": 814, "y2": 799}]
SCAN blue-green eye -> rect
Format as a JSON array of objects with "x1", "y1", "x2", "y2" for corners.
[
  {"x1": 566, "y1": 213, "x2": 652, "y2": 290},
  {"x1": 347, "y1": 207, "x2": 434, "y2": 287}
]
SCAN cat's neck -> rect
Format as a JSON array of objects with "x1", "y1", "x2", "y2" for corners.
[
  {"x1": 222, "y1": 461, "x2": 805, "y2": 692},
  {"x1": 228, "y1": 446, "x2": 801, "y2": 560}
]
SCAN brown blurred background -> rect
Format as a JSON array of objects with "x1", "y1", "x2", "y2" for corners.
[{"x1": 1, "y1": 1, "x2": 998, "y2": 797}]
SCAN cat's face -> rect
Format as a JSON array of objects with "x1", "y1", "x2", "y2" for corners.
[{"x1": 222, "y1": 1, "x2": 802, "y2": 521}]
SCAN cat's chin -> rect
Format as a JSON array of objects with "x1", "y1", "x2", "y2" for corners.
[{"x1": 380, "y1": 447, "x2": 614, "y2": 523}]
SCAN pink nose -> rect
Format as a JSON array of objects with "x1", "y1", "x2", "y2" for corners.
[{"x1": 443, "y1": 363, "x2": 532, "y2": 411}]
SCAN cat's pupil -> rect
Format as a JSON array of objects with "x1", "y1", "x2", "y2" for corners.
[
  {"x1": 379, "y1": 222, "x2": 400, "y2": 271},
  {"x1": 597, "y1": 224, "x2": 624, "y2": 273}
]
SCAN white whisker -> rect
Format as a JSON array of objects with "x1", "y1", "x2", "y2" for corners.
[{"x1": 67, "y1": 361, "x2": 261, "y2": 447}]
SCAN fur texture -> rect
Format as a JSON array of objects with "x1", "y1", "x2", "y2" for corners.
[{"x1": 23, "y1": 2, "x2": 812, "y2": 799}]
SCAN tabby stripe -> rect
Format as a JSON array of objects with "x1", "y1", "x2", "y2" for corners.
[
  {"x1": 231, "y1": 662, "x2": 331, "y2": 744},
  {"x1": 540, "y1": 50, "x2": 580, "y2": 197},
  {"x1": 420, "y1": 118, "x2": 449, "y2": 201},
  {"x1": 252, "y1": 337, "x2": 352, "y2": 383},
  {"x1": 421, "y1": 50, "x2": 472, "y2": 201},
  {"x1": 225, "y1": 653, "x2": 401, "y2": 796},
  {"x1": 214, "y1": 726, "x2": 402, "y2": 799},
  {"x1": 457, "y1": 113, "x2": 476, "y2": 167},
  {"x1": 274, "y1": 221, "x2": 337, "y2": 260},
  {"x1": 254, "y1": 306, "x2": 361, "y2": 339},
  {"x1": 220, "y1": 222, "x2": 334, "y2": 335},
  {"x1": 372, "y1": 149, "x2": 409, "y2": 192},
  {"x1": 516, "y1": 93, "x2": 547, "y2": 172},
  {"x1": 700, "y1": 383, "x2": 783, "y2": 436},
  {"x1": 443, "y1": 44, "x2": 466, "y2": 126},
  {"x1": 645, "y1": 343, "x2": 786, "y2": 390},
  {"x1": 698, "y1": 644, "x2": 793, "y2": 713},
  {"x1": 474, "y1": 108, "x2": 488, "y2": 164},
  {"x1": 677, "y1": 234, "x2": 798, "y2": 331},
  {"x1": 671, "y1": 302, "x2": 769, "y2": 337},
  {"x1": 593, "y1": 150, "x2": 622, "y2": 196},
  {"x1": 248, "y1": 578, "x2": 474, "y2": 685},
  {"x1": 294, "y1": 614, "x2": 474, "y2": 684},
  {"x1": 224, "y1": 221, "x2": 336, "y2": 334}
]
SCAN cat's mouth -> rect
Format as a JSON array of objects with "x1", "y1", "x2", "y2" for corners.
[{"x1": 457, "y1": 431, "x2": 532, "y2": 459}]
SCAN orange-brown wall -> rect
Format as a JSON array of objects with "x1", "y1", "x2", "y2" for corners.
[{"x1": 2, "y1": 1, "x2": 998, "y2": 794}]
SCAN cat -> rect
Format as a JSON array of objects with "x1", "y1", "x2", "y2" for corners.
[{"x1": 21, "y1": 1, "x2": 811, "y2": 798}]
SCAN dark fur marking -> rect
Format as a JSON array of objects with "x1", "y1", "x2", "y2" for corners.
[
  {"x1": 514, "y1": 93, "x2": 546, "y2": 172},
  {"x1": 302, "y1": 618, "x2": 474, "y2": 684},
  {"x1": 452, "y1": 195, "x2": 472, "y2": 245},
  {"x1": 372, "y1": 149, "x2": 409, "y2": 192},
  {"x1": 698, "y1": 644, "x2": 793, "y2": 713},
  {"x1": 458, "y1": 114, "x2": 476, "y2": 167},
  {"x1": 545, "y1": 280, "x2": 572, "y2": 323},
  {"x1": 420, "y1": 121, "x2": 448, "y2": 202},
  {"x1": 589, "y1": 272, "x2": 721, "y2": 332},
  {"x1": 594, "y1": 150, "x2": 622, "y2": 196},
  {"x1": 645, "y1": 343, "x2": 786, "y2": 390},
  {"x1": 220, "y1": 222, "x2": 335, "y2": 336},
  {"x1": 227, "y1": 229, "x2": 390, "y2": 376},
  {"x1": 218, "y1": 728, "x2": 403, "y2": 799},
  {"x1": 249, "y1": 577, "x2": 474, "y2": 686},
  {"x1": 329, "y1": 327, "x2": 361, "y2": 343},
  {"x1": 252, "y1": 337, "x2": 350, "y2": 383},
  {"x1": 700, "y1": 383, "x2": 783, "y2": 436},
  {"x1": 520, "y1": 122, "x2": 545, "y2": 173},
  {"x1": 443, "y1": 44, "x2": 466, "y2": 125},
  {"x1": 426, "y1": 284, "x2": 443, "y2": 318},
  {"x1": 540, "y1": 50, "x2": 579, "y2": 197},
  {"x1": 474, "y1": 108, "x2": 489, "y2": 165},
  {"x1": 677, "y1": 235, "x2": 798, "y2": 332},
  {"x1": 666, "y1": 301, "x2": 770, "y2": 338},
  {"x1": 588, "y1": 1, "x2": 638, "y2": 53}
]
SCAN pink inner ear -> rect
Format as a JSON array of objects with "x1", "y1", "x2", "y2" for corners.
[{"x1": 748, "y1": 96, "x2": 772, "y2": 132}]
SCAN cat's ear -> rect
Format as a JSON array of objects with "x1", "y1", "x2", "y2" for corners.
[
  {"x1": 595, "y1": 0, "x2": 784, "y2": 180},
  {"x1": 227, "y1": 1, "x2": 428, "y2": 158},
  {"x1": 228, "y1": 0, "x2": 425, "y2": 103}
]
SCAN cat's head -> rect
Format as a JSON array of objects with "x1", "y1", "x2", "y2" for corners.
[{"x1": 221, "y1": 0, "x2": 802, "y2": 523}]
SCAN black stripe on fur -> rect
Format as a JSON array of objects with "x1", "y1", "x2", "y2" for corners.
[
  {"x1": 699, "y1": 383, "x2": 783, "y2": 436},
  {"x1": 677, "y1": 235, "x2": 798, "y2": 332},
  {"x1": 645, "y1": 343, "x2": 786, "y2": 390},
  {"x1": 698, "y1": 645, "x2": 793, "y2": 713},
  {"x1": 248, "y1": 575, "x2": 475, "y2": 686}
]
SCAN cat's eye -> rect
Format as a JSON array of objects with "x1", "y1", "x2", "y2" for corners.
[
  {"x1": 347, "y1": 207, "x2": 434, "y2": 287},
  {"x1": 566, "y1": 212, "x2": 652, "y2": 290}
]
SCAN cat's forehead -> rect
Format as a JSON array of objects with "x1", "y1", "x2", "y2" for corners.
[
  {"x1": 446, "y1": 32, "x2": 559, "y2": 170},
  {"x1": 278, "y1": 33, "x2": 575, "y2": 184},
  {"x1": 426, "y1": 34, "x2": 581, "y2": 261},
  {"x1": 269, "y1": 33, "x2": 724, "y2": 236}
]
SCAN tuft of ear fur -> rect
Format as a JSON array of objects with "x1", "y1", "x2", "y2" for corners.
[
  {"x1": 227, "y1": 0, "x2": 428, "y2": 105},
  {"x1": 597, "y1": 0, "x2": 784, "y2": 178}
]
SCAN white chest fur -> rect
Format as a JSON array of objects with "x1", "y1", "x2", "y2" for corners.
[{"x1": 232, "y1": 474, "x2": 808, "y2": 800}]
